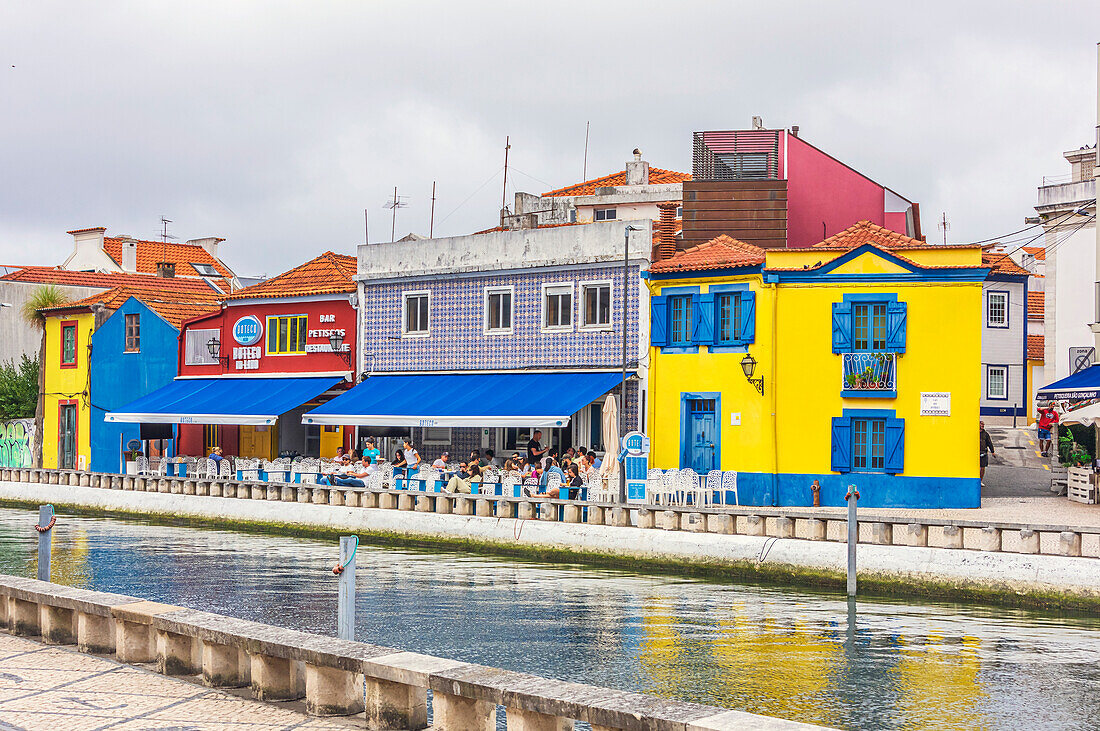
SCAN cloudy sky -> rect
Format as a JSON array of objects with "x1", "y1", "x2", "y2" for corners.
[{"x1": 1, "y1": 1, "x2": 1097, "y2": 277}]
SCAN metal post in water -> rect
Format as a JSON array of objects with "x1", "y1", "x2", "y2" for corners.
[
  {"x1": 337, "y1": 535, "x2": 356, "y2": 641},
  {"x1": 37, "y1": 505, "x2": 54, "y2": 582},
  {"x1": 845, "y1": 486, "x2": 858, "y2": 597}
]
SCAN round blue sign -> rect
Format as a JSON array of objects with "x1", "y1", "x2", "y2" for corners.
[{"x1": 233, "y1": 315, "x2": 263, "y2": 346}]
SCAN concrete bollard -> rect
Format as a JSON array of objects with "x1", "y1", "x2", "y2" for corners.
[
  {"x1": 607, "y1": 507, "x2": 631, "y2": 527},
  {"x1": 363, "y1": 676, "x2": 424, "y2": 727},
  {"x1": 775, "y1": 517, "x2": 795, "y2": 539},
  {"x1": 474, "y1": 498, "x2": 493, "y2": 517},
  {"x1": 563, "y1": 504, "x2": 582, "y2": 524},
  {"x1": 29, "y1": 470, "x2": 40, "y2": 483},
  {"x1": 432, "y1": 690, "x2": 495, "y2": 731},
  {"x1": 1059, "y1": 531, "x2": 1082, "y2": 557},
  {"x1": 494, "y1": 499, "x2": 515, "y2": 519},
  {"x1": 115, "y1": 620, "x2": 156, "y2": 663},
  {"x1": 436, "y1": 496, "x2": 453, "y2": 515},
  {"x1": 744, "y1": 515, "x2": 766, "y2": 536},
  {"x1": 683, "y1": 512, "x2": 706, "y2": 532},
  {"x1": 1019, "y1": 529, "x2": 1040, "y2": 554},
  {"x1": 297, "y1": 487, "x2": 311, "y2": 503},
  {"x1": 806, "y1": 518, "x2": 827, "y2": 541},
  {"x1": 708, "y1": 513, "x2": 735, "y2": 535},
  {"x1": 0, "y1": 468, "x2": 8, "y2": 481},
  {"x1": 539, "y1": 502, "x2": 557, "y2": 521},
  {"x1": 281, "y1": 485, "x2": 295, "y2": 502},
  {"x1": 305, "y1": 665, "x2": 365, "y2": 717},
  {"x1": 871, "y1": 523, "x2": 893, "y2": 546},
  {"x1": 9, "y1": 598, "x2": 38, "y2": 636},
  {"x1": 183, "y1": 480, "x2": 196, "y2": 495},
  {"x1": 169, "y1": 479, "x2": 182, "y2": 494},
  {"x1": 585, "y1": 505, "x2": 605, "y2": 525},
  {"x1": 518, "y1": 501, "x2": 536, "y2": 520},
  {"x1": 77, "y1": 612, "x2": 115, "y2": 654},
  {"x1": 79, "y1": 472, "x2": 90, "y2": 487},
  {"x1": 266, "y1": 485, "x2": 280, "y2": 501},
  {"x1": 506, "y1": 708, "x2": 574, "y2": 730},
  {"x1": 159, "y1": 479, "x2": 171, "y2": 493},
  {"x1": 122, "y1": 476, "x2": 134, "y2": 490},
  {"x1": 658, "y1": 510, "x2": 681, "y2": 531},
  {"x1": 398, "y1": 493, "x2": 416, "y2": 511},
  {"x1": 379, "y1": 492, "x2": 398, "y2": 510},
  {"x1": 978, "y1": 526, "x2": 1002, "y2": 552},
  {"x1": 343, "y1": 490, "x2": 359, "y2": 507},
  {"x1": 39, "y1": 604, "x2": 75, "y2": 645},
  {"x1": 906, "y1": 523, "x2": 929, "y2": 547},
  {"x1": 69, "y1": 472, "x2": 80, "y2": 486},
  {"x1": 360, "y1": 492, "x2": 379, "y2": 509},
  {"x1": 636, "y1": 508, "x2": 656, "y2": 529},
  {"x1": 251, "y1": 654, "x2": 305, "y2": 701},
  {"x1": 208, "y1": 481, "x2": 223, "y2": 498},
  {"x1": 156, "y1": 629, "x2": 201, "y2": 675},
  {"x1": 415, "y1": 495, "x2": 434, "y2": 512},
  {"x1": 311, "y1": 487, "x2": 328, "y2": 504},
  {"x1": 251, "y1": 485, "x2": 266, "y2": 501},
  {"x1": 203, "y1": 641, "x2": 247, "y2": 687},
  {"x1": 942, "y1": 524, "x2": 964, "y2": 549},
  {"x1": 328, "y1": 489, "x2": 344, "y2": 507}
]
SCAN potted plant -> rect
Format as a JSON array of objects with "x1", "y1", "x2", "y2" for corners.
[{"x1": 124, "y1": 448, "x2": 142, "y2": 475}]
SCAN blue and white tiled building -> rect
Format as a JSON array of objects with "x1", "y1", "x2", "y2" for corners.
[{"x1": 339, "y1": 219, "x2": 654, "y2": 461}]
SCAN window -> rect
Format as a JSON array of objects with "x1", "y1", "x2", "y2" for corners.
[
  {"x1": 185, "y1": 328, "x2": 220, "y2": 366},
  {"x1": 852, "y1": 418, "x2": 886, "y2": 471},
  {"x1": 569, "y1": 209, "x2": 577, "y2": 223},
  {"x1": 987, "y1": 366, "x2": 1008, "y2": 400},
  {"x1": 853, "y1": 303, "x2": 887, "y2": 351},
  {"x1": 423, "y1": 427, "x2": 452, "y2": 445},
  {"x1": 670, "y1": 295, "x2": 692, "y2": 345},
  {"x1": 987, "y1": 291, "x2": 1008, "y2": 328},
  {"x1": 484, "y1": 287, "x2": 513, "y2": 333},
  {"x1": 124, "y1": 313, "x2": 140, "y2": 352},
  {"x1": 61, "y1": 322, "x2": 77, "y2": 366},
  {"x1": 202, "y1": 425, "x2": 222, "y2": 455},
  {"x1": 191, "y1": 262, "x2": 219, "y2": 277},
  {"x1": 717, "y1": 293, "x2": 743, "y2": 343},
  {"x1": 594, "y1": 208, "x2": 617, "y2": 221},
  {"x1": 582, "y1": 282, "x2": 612, "y2": 328},
  {"x1": 403, "y1": 291, "x2": 430, "y2": 335},
  {"x1": 543, "y1": 284, "x2": 572, "y2": 330},
  {"x1": 266, "y1": 315, "x2": 307, "y2": 354},
  {"x1": 676, "y1": 206, "x2": 683, "y2": 217}
]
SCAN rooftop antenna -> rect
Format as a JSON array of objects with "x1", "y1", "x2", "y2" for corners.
[
  {"x1": 582, "y1": 121, "x2": 590, "y2": 182},
  {"x1": 429, "y1": 181, "x2": 437, "y2": 238},
  {"x1": 938, "y1": 212, "x2": 950, "y2": 246},
  {"x1": 501, "y1": 136, "x2": 511, "y2": 219},
  {"x1": 364, "y1": 209, "x2": 369, "y2": 245},
  {"x1": 384, "y1": 187, "x2": 409, "y2": 243},
  {"x1": 159, "y1": 216, "x2": 177, "y2": 266}
]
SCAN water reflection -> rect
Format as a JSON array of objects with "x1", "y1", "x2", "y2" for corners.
[{"x1": 0, "y1": 507, "x2": 1097, "y2": 730}]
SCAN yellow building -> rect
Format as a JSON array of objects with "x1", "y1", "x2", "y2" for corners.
[
  {"x1": 645, "y1": 221, "x2": 985, "y2": 508},
  {"x1": 40, "y1": 309, "x2": 97, "y2": 469}
]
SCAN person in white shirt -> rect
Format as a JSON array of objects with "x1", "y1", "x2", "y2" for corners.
[
  {"x1": 402, "y1": 439, "x2": 422, "y2": 470},
  {"x1": 432, "y1": 452, "x2": 450, "y2": 469}
]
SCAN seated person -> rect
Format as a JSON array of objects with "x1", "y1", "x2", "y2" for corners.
[
  {"x1": 445, "y1": 462, "x2": 482, "y2": 494},
  {"x1": 208, "y1": 446, "x2": 224, "y2": 465},
  {"x1": 547, "y1": 463, "x2": 583, "y2": 499},
  {"x1": 538, "y1": 458, "x2": 566, "y2": 490},
  {"x1": 321, "y1": 461, "x2": 370, "y2": 487},
  {"x1": 484, "y1": 449, "x2": 500, "y2": 467},
  {"x1": 432, "y1": 452, "x2": 450, "y2": 469},
  {"x1": 392, "y1": 449, "x2": 407, "y2": 469},
  {"x1": 334, "y1": 447, "x2": 349, "y2": 464}
]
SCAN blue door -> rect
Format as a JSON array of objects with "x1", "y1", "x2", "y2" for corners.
[{"x1": 686, "y1": 398, "x2": 717, "y2": 473}]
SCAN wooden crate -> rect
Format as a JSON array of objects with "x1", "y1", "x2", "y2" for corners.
[{"x1": 1067, "y1": 467, "x2": 1097, "y2": 504}]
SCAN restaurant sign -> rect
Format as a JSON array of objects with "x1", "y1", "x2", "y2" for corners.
[{"x1": 233, "y1": 315, "x2": 263, "y2": 346}]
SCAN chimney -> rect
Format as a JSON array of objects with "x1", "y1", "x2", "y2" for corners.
[
  {"x1": 186, "y1": 237, "x2": 225, "y2": 259},
  {"x1": 655, "y1": 202, "x2": 678, "y2": 261},
  {"x1": 67, "y1": 227, "x2": 107, "y2": 263},
  {"x1": 790, "y1": 125, "x2": 799, "y2": 138},
  {"x1": 119, "y1": 237, "x2": 138, "y2": 272},
  {"x1": 625, "y1": 148, "x2": 649, "y2": 186},
  {"x1": 752, "y1": 116, "x2": 764, "y2": 130},
  {"x1": 156, "y1": 262, "x2": 176, "y2": 278}
]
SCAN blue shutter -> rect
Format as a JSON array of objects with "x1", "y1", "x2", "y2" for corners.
[
  {"x1": 832, "y1": 301, "x2": 852, "y2": 354},
  {"x1": 693, "y1": 294, "x2": 714, "y2": 345},
  {"x1": 884, "y1": 416, "x2": 905, "y2": 474},
  {"x1": 739, "y1": 291, "x2": 756, "y2": 344},
  {"x1": 831, "y1": 416, "x2": 852, "y2": 473},
  {"x1": 650, "y1": 295, "x2": 668, "y2": 347},
  {"x1": 886, "y1": 301, "x2": 907, "y2": 353}
]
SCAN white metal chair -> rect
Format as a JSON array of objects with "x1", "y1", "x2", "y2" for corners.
[
  {"x1": 660, "y1": 469, "x2": 682, "y2": 506},
  {"x1": 263, "y1": 460, "x2": 290, "y2": 483},
  {"x1": 238, "y1": 458, "x2": 261, "y2": 482},
  {"x1": 218, "y1": 458, "x2": 232, "y2": 479},
  {"x1": 135, "y1": 456, "x2": 151, "y2": 475},
  {"x1": 587, "y1": 474, "x2": 615, "y2": 503},
  {"x1": 721, "y1": 471, "x2": 739, "y2": 506},
  {"x1": 479, "y1": 469, "x2": 500, "y2": 496},
  {"x1": 703, "y1": 470, "x2": 723, "y2": 508},
  {"x1": 202, "y1": 458, "x2": 218, "y2": 479},
  {"x1": 521, "y1": 477, "x2": 540, "y2": 498},
  {"x1": 678, "y1": 469, "x2": 701, "y2": 506}
]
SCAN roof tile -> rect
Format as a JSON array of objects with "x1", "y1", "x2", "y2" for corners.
[
  {"x1": 225, "y1": 251, "x2": 356, "y2": 300},
  {"x1": 982, "y1": 252, "x2": 1031, "y2": 276},
  {"x1": 1028, "y1": 334, "x2": 1044, "y2": 361},
  {"x1": 0, "y1": 266, "x2": 221, "y2": 294},
  {"x1": 543, "y1": 167, "x2": 691, "y2": 197},
  {"x1": 649, "y1": 235, "x2": 765, "y2": 274},
  {"x1": 101, "y1": 237, "x2": 233, "y2": 289},
  {"x1": 39, "y1": 284, "x2": 220, "y2": 329},
  {"x1": 1027, "y1": 291, "x2": 1044, "y2": 319},
  {"x1": 812, "y1": 220, "x2": 973, "y2": 250}
]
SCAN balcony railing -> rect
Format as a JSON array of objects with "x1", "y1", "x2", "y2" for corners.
[{"x1": 842, "y1": 352, "x2": 896, "y2": 395}]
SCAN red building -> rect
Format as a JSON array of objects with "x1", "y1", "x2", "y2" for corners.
[{"x1": 114, "y1": 252, "x2": 359, "y2": 460}]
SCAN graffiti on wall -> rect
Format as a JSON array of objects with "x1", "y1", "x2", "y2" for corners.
[{"x1": 0, "y1": 419, "x2": 34, "y2": 468}]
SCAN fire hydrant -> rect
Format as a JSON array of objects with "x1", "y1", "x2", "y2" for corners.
[{"x1": 811, "y1": 480, "x2": 821, "y2": 507}]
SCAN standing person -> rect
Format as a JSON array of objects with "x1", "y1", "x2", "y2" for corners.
[
  {"x1": 979, "y1": 421, "x2": 995, "y2": 487},
  {"x1": 362, "y1": 438, "x2": 380, "y2": 464},
  {"x1": 526, "y1": 430, "x2": 549, "y2": 466},
  {"x1": 1036, "y1": 405, "x2": 1059, "y2": 457},
  {"x1": 403, "y1": 439, "x2": 422, "y2": 470}
]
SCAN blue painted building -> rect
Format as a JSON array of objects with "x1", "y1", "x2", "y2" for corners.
[{"x1": 88, "y1": 293, "x2": 219, "y2": 472}]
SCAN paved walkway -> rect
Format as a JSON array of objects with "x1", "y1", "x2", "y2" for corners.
[{"x1": 0, "y1": 633, "x2": 359, "y2": 731}]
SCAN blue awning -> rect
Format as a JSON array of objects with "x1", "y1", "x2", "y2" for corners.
[
  {"x1": 106, "y1": 377, "x2": 343, "y2": 426},
  {"x1": 1036, "y1": 365, "x2": 1100, "y2": 401},
  {"x1": 301, "y1": 371, "x2": 626, "y2": 428}
]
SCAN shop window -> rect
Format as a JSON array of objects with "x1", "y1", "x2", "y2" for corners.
[{"x1": 267, "y1": 314, "x2": 307, "y2": 354}]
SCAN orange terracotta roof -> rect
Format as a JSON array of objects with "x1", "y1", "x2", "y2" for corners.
[
  {"x1": 649, "y1": 235, "x2": 765, "y2": 274},
  {"x1": 101, "y1": 237, "x2": 233, "y2": 289},
  {"x1": 39, "y1": 284, "x2": 220, "y2": 329},
  {"x1": 1022, "y1": 246, "x2": 1046, "y2": 262},
  {"x1": 982, "y1": 252, "x2": 1030, "y2": 276},
  {"x1": 1028, "y1": 291, "x2": 1044, "y2": 320},
  {"x1": 225, "y1": 252, "x2": 356, "y2": 300},
  {"x1": 472, "y1": 221, "x2": 590, "y2": 235},
  {"x1": 767, "y1": 243, "x2": 979, "y2": 273},
  {"x1": 1028, "y1": 334, "x2": 1044, "y2": 361},
  {"x1": 0, "y1": 266, "x2": 222, "y2": 294},
  {"x1": 812, "y1": 220, "x2": 974, "y2": 250},
  {"x1": 543, "y1": 167, "x2": 691, "y2": 197}
]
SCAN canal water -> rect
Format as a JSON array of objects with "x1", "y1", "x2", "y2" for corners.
[{"x1": 0, "y1": 507, "x2": 1097, "y2": 730}]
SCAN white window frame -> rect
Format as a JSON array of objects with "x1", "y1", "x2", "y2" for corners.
[
  {"x1": 402, "y1": 289, "x2": 431, "y2": 338},
  {"x1": 422, "y1": 426, "x2": 452, "y2": 445},
  {"x1": 986, "y1": 366, "x2": 1008, "y2": 400},
  {"x1": 579, "y1": 280, "x2": 614, "y2": 331},
  {"x1": 184, "y1": 328, "x2": 220, "y2": 366},
  {"x1": 987, "y1": 291, "x2": 1008, "y2": 328},
  {"x1": 594, "y1": 208, "x2": 617, "y2": 221},
  {"x1": 483, "y1": 285, "x2": 515, "y2": 335},
  {"x1": 541, "y1": 282, "x2": 574, "y2": 332}
]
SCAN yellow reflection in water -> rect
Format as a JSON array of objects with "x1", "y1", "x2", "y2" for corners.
[
  {"x1": 29, "y1": 528, "x2": 91, "y2": 587},
  {"x1": 892, "y1": 633, "x2": 985, "y2": 730}
]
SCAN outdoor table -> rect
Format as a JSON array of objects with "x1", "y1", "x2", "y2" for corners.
[
  {"x1": 165, "y1": 462, "x2": 188, "y2": 478},
  {"x1": 293, "y1": 471, "x2": 322, "y2": 484}
]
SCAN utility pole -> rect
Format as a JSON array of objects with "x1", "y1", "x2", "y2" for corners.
[
  {"x1": 501, "y1": 136, "x2": 511, "y2": 221},
  {"x1": 391, "y1": 186, "x2": 398, "y2": 243},
  {"x1": 938, "y1": 212, "x2": 950, "y2": 246},
  {"x1": 429, "y1": 181, "x2": 437, "y2": 238},
  {"x1": 583, "y1": 121, "x2": 590, "y2": 182},
  {"x1": 620, "y1": 225, "x2": 642, "y2": 504}
]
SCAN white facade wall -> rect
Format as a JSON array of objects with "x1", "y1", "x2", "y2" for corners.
[
  {"x1": 981, "y1": 279, "x2": 1027, "y2": 417},
  {"x1": 1045, "y1": 221, "x2": 1097, "y2": 383}
]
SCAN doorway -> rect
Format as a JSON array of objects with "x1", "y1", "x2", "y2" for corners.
[
  {"x1": 58, "y1": 402, "x2": 77, "y2": 469},
  {"x1": 682, "y1": 394, "x2": 719, "y2": 472}
]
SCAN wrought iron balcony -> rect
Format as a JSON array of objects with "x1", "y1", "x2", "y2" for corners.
[{"x1": 842, "y1": 352, "x2": 897, "y2": 396}]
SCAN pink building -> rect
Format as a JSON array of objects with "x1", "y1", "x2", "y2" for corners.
[{"x1": 682, "y1": 126, "x2": 921, "y2": 250}]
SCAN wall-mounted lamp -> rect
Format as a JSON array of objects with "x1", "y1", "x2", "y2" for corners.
[
  {"x1": 205, "y1": 336, "x2": 229, "y2": 367},
  {"x1": 328, "y1": 330, "x2": 353, "y2": 368},
  {"x1": 740, "y1": 353, "x2": 764, "y2": 396}
]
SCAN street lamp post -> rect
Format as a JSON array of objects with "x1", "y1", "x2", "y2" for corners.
[{"x1": 620, "y1": 225, "x2": 642, "y2": 504}]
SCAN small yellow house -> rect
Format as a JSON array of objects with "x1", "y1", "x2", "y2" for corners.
[
  {"x1": 645, "y1": 221, "x2": 985, "y2": 508},
  {"x1": 39, "y1": 308, "x2": 97, "y2": 469}
]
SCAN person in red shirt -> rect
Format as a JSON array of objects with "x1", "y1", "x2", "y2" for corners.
[{"x1": 1036, "y1": 405, "x2": 1059, "y2": 457}]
